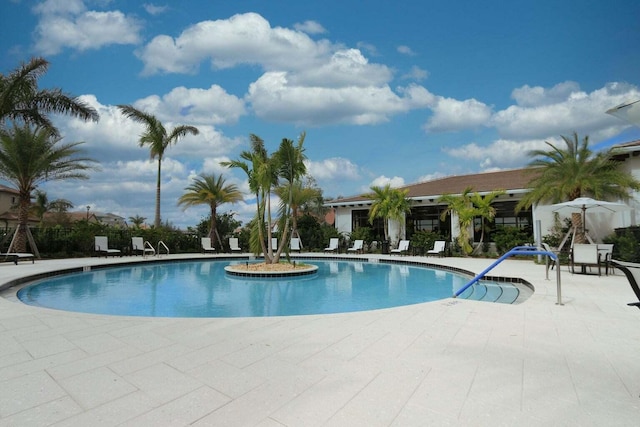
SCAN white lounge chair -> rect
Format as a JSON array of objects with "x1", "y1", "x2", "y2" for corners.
[
  {"x1": 290, "y1": 237, "x2": 301, "y2": 252},
  {"x1": 131, "y1": 237, "x2": 155, "y2": 257},
  {"x1": 201, "y1": 237, "x2": 215, "y2": 254},
  {"x1": 324, "y1": 238, "x2": 339, "y2": 252},
  {"x1": 347, "y1": 239, "x2": 364, "y2": 254},
  {"x1": 571, "y1": 244, "x2": 602, "y2": 275},
  {"x1": 229, "y1": 237, "x2": 241, "y2": 252},
  {"x1": 1, "y1": 252, "x2": 35, "y2": 265},
  {"x1": 427, "y1": 240, "x2": 446, "y2": 257},
  {"x1": 94, "y1": 236, "x2": 121, "y2": 257},
  {"x1": 390, "y1": 240, "x2": 410, "y2": 256}
]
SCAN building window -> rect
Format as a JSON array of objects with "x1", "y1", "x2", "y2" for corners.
[
  {"x1": 406, "y1": 206, "x2": 450, "y2": 239},
  {"x1": 351, "y1": 209, "x2": 384, "y2": 241},
  {"x1": 474, "y1": 201, "x2": 532, "y2": 241}
]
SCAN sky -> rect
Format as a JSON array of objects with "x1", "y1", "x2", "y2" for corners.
[{"x1": 1, "y1": 0, "x2": 640, "y2": 229}]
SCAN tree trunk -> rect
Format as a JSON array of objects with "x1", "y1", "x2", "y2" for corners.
[
  {"x1": 15, "y1": 193, "x2": 30, "y2": 253},
  {"x1": 572, "y1": 212, "x2": 586, "y2": 243},
  {"x1": 155, "y1": 158, "x2": 162, "y2": 227}
]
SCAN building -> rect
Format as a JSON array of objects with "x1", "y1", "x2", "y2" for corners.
[{"x1": 325, "y1": 141, "x2": 640, "y2": 247}]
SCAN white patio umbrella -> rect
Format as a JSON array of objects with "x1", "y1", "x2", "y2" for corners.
[
  {"x1": 544, "y1": 197, "x2": 632, "y2": 235},
  {"x1": 606, "y1": 99, "x2": 640, "y2": 127}
]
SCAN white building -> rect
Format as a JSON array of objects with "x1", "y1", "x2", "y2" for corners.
[{"x1": 325, "y1": 140, "x2": 640, "y2": 248}]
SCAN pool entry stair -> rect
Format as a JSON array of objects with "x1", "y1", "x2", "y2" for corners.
[
  {"x1": 456, "y1": 281, "x2": 522, "y2": 304},
  {"x1": 453, "y1": 245, "x2": 562, "y2": 305}
]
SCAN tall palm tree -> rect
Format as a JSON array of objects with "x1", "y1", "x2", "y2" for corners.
[
  {"x1": 470, "y1": 190, "x2": 505, "y2": 254},
  {"x1": 0, "y1": 57, "x2": 99, "y2": 135},
  {"x1": 222, "y1": 134, "x2": 278, "y2": 261},
  {"x1": 273, "y1": 133, "x2": 307, "y2": 257},
  {"x1": 439, "y1": 187, "x2": 476, "y2": 255},
  {"x1": 367, "y1": 183, "x2": 411, "y2": 244},
  {"x1": 276, "y1": 179, "x2": 321, "y2": 243},
  {"x1": 118, "y1": 105, "x2": 199, "y2": 228},
  {"x1": 177, "y1": 173, "x2": 243, "y2": 247},
  {"x1": 516, "y1": 132, "x2": 640, "y2": 242},
  {"x1": 0, "y1": 124, "x2": 97, "y2": 252}
]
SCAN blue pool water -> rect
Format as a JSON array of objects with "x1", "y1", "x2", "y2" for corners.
[{"x1": 17, "y1": 260, "x2": 519, "y2": 317}]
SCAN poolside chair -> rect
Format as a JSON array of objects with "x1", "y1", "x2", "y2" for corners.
[
  {"x1": 570, "y1": 243, "x2": 602, "y2": 276},
  {"x1": 94, "y1": 236, "x2": 121, "y2": 257},
  {"x1": 609, "y1": 260, "x2": 640, "y2": 309},
  {"x1": 324, "y1": 238, "x2": 339, "y2": 253},
  {"x1": 229, "y1": 237, "x2": 241, "y2": 252},
  {"x1": 290, "y1": 237, "x2": 301, "y2": 252},
  {"x1": 1, "y1": 252, "x2": 35, "y2": 265},
  {"x1": 347, "y1": 239, "x2": 364, "y2": 254},
  {"x1": 390, "y1": 240, "x2": 410, "y2": 256},
  {"x1": 598, "y1": 243, "x2": 614, "y2": 275},
  {"x1": 427, "y1": 240, "x2": 446, "y2": 257},
  {"x1": 131, "y1": 237, "x2": 155, "y2": 257},
  {"x1": 201, "y1": 237, "x2": 215, "y2": 254}
]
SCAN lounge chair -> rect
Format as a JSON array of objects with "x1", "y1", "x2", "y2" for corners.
[
  {"x1": 94, "y1": 236, "x2": 122, "y2": 257},
  {"x1": 324, "y1": 238, "x2": 339, "y2": 253},
  {"x1": 427, "y1": 240, "x2": 446, "y2": 257},
  {"x1": 347, "y1": 239, "x2": 364, "y2": 254},
  {"x1": 1, "y1": 252, "x2": 35, "y2": 265},
  {"x1": 229, "y1": 237, "x2": 241, "y2": 252},
  {"x1": 390, "y1": 240, "x2": 410, "y2": 256},
  {"x1": 131, "y1": 237, "x2": 155, "y2": 257},
  {"x1": 609, "y1": 260, "x2": 640, "y2": 309},
  {"x1": 290, "y1": 237, "x2": 301, "y2": 252},
  {"x1": 570, "y1": 243, "x2": 602, "y2": 275},
  {"x1": 201, "y1": 237, "x2": 215, "y2": 254}
]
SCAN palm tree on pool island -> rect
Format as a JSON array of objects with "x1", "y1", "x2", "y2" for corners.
[{"x1": 118, "y1": 105, "x2": 199, "y2": 228}]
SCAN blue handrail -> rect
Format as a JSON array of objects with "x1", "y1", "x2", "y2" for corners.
[{"x1": 453, "y1": 246, "x2": 562, "y2": 304}]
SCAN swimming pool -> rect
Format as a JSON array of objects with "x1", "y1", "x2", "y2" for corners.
[{"x1": 16, "y1": 259, "x2": 524, "y2": 317}]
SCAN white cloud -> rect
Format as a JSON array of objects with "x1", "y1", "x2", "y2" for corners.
[
  {"x1": 425, "y1": 97, "x2": 493, "y2": 132},
  {"x1": 397, "y1": 45, "x2": 416, "y2": 56},
  {"x1": 401, "y1": 66, "x2": 429, "y2": 81},
  {"x1": 492, "y1": 82, "x2": 640, "y2": 140},
  {"x1": 294, "y1": 20, "x2": 326, "y2": 34},
  {"x1": 32, "y1": 0, "x2": 141, "y2": 55},
  {"x1": 306, "y1": 158, "x2": 361, "y2": 181},
  {"x1": 143, "y1": 3, "x2": 168, "y2": 15},
  {"x1": 365, "y1": 176, "x2": 406, "y2": 192},
  {"x1": 444, "y1": 139, "x2": 548, "y2": 170},
  {"x1": 138, "y1": 12, "x2": 334, "y2": 75},
  {"x1": 131, "y1": 85, "x2": 246, "y2": 125}
]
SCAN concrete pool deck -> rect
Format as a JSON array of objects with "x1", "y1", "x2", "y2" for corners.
[{"x1": 0, "y1": 253, "x2": 638, "y2": 426}]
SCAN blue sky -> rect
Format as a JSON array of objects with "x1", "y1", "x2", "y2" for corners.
[{"x1": 1, "y1": 0, "x2": 640, "y2": 228}]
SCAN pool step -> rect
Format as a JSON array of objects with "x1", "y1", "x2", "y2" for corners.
[{"x1": 458, "y1": 282, "x2": 520, "y2": 304}]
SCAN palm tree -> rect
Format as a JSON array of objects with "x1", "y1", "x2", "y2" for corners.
[
  {"x1": 177, "y1": 173, "x2": 243, "y2": 247},
  {"x1": 470, "y1": 190, "x2": 505, "y2": 254},
  {"x1": 0, "y1": 124, "x2": 97, "y2": 252},
  {"x1": 516, "y1": 132, "x2": 640, "y2": 242},
  {"x1": 272, "y1": 133, "x2": 307, "y2": 256},
  {"x1": 0, "y1": 57, "x2": 99, "y2": 135},
  {"x1": 367, "y1": 183, "x2": 411, "y2": 245},
  {"x1": 31, "y1": 189, "x2": 73, "y2": 224},
  {"x1": 275, "y1": 179, "x2": 321, "y2": 243},
  {"x1": 439, "y1": 187, "x2": 476, "y2": 255},
  {"x1": 128, "y1": 214, "x2": 147, "y2": 228},
  {"x1": 117, "y1": 105, "x2": 199, "y2": 228},
  {"x1": 222, "y1": 134, "x2": 278, "y2": 261}
]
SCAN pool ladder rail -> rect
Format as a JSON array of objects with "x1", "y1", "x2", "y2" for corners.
[{"x1": 139, "y1": 240, "x2": 170, "y2": 258}]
